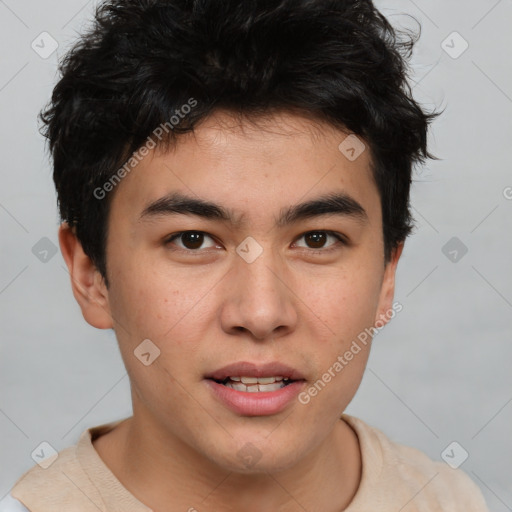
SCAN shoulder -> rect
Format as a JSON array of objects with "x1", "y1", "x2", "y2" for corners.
[
  {"x1": 343, "y1": 414, "x2": 490, "y2": 511},
  {"x1": 7, "y1": 441, "x2": 104, "y2": 512},
  {"x1": 391, "y1": 440, "x2": 487, "y2": 510},
  {"x1": 6, "y1": 419, "x2": 130, "y2": 512},
  {"x1": 0, "y1": 494, "x2": 30, "y2": 512}
]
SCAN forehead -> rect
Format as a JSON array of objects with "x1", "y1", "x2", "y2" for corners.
[{"x1": 109, "y1": 109, "x2": 380, "y2": 227}]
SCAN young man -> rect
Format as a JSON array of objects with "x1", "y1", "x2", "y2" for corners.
[{"x1": 3, "y1": 0, "x2": 489, "y2": 510}]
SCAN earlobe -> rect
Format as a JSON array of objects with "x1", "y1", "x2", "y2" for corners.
[
  {"x1": 58, "y1": 223, "x2": 113, "y2": 330},
  {"x1": 374, "y1": 241, "x2": 404, "y2": 327}
]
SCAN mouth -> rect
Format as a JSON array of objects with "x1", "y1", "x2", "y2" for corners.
[
  {"x1": 211, "y1": 375, "x2": 295, "y2": 393},
  {"x1": 204, "y1": 361, "x2": 306, "y2": 416}
]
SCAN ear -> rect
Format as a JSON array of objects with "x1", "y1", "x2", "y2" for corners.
[
  {"x1": 373, "y1": 241, "x2": 404, "y2": 327},
  {"x1": 58, "y1": 223, "x2": 113, "y2": 329}
]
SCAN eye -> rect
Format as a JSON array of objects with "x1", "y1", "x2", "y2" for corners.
[
  {"x1": 164, "y1": 231, "x2": 219, "y2": 251},
  {"x1": 293, "y1": 230, "x2": 347, "y2": 251},
  {"x1": 164, "y1": 229, "x2": 347, "y2": 254}
]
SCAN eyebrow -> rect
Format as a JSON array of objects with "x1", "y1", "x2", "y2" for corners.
[{"x1": 138, "y1": 191, "x2": 368, "y2": 228}]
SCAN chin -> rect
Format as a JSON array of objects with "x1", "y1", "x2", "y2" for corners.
[{"x1": 204, "y1": 434, "x2": 307, "y2": 474}]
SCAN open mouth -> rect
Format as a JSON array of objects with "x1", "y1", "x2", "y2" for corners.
[
  {"x1": 205, "y1": 363, "x2": 306, "y2": 415},
  {"x1": 212, "y1": 376, "x2": 295, "y2": 393}
]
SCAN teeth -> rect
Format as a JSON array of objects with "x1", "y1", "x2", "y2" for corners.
[
  {"x1": 234, "y1": 376, "x2": 285, "y2": 384},
  {"x1": 224, "y1": 381, "x2": 287, "y2": 392},
  {"x1": 256, "y1": 377, "x2": 282, "y2": 384},
  {"x1": 257, "y1": 382, "x2": 286, "y2": 392},
  {"x1": 217, "y1": 376, "x2": 292, "y2": 392},
  {"x1": 229, "y1": 382, "x2": 250, "y2": 392},
  {"x1": 240, "y1": 376, "x2": 258, "y2": 384}
]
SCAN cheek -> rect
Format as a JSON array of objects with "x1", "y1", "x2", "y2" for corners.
[
  {"x1": 107, "y1": 272, "x2": 202, "y2": 404},
  {"x1": 107, "y1": 259, "x2": 190, "y2": 337},
  {"x1": 304, "y1": 265, "x2": 382, "y2": 341},
  {"x1": 106, "y1": 263, "x2": 210, "y2": 380},
  {"x1": 295, "y1": 264, "x2": 380, "y2": 405}
]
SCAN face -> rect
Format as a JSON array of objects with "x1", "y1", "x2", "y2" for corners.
[{"x1": 63, "y1": 110, "x2": 402, "y2": 473}]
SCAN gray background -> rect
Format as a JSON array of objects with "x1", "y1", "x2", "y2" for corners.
[{"x1": 0, "y1": 0, "x2": 511, "y2": 509}]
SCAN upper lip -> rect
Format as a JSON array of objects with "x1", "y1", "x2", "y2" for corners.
[{"x1": 205, "y1": 361, "x2": 305, "y2": 381}]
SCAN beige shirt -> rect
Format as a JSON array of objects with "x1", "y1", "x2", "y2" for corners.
[{"x1": 8, "y1": 414, "x2": 489, "y2": 511}]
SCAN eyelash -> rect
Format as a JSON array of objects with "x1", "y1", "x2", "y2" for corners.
[{"x1": 163, "y1": 230, "x2": 348, "y2": 254}]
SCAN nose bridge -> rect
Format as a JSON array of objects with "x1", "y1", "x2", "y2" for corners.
[
  {"x1": 239, "y1": 242, "x2": 281, "y2": 296},
  {"x1": 236, "y1": 236, "x2": 285, "y2": 305},
  {"x1": 221, "y1": 236, "x2": 297, "y2": 339}
]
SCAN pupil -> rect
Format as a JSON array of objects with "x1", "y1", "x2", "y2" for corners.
[
  {"x1": 180, "y1": 232, "x2": 327, "y2": 250},
  {"x1": 182, "y1": 232, "x2": 203, "y2": 249},
  {"x1": 306, "y1": 231, "x2": 326, "y2": 249}
]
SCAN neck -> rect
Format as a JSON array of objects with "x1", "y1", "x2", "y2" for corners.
[{"x1": 93, "y1": 414, "x2": 361, "y2": 512}]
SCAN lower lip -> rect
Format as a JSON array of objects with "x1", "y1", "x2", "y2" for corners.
[{"x1": 205, "y1": 379, "x2": 305, "y2": 416}]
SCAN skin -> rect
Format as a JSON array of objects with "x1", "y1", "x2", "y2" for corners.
[{"x1": 59, "y1": 109, "x2": 403, "y2": 512}]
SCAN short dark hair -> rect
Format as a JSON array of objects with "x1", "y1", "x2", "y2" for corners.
[{"x1": 40, "y1": 0, "x2": 439, "y2": 286}]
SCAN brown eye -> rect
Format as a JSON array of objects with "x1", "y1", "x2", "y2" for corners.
[
  {"x1": 165, "y1": 231, "x2": 217, "y2": 251},
  {"x1": 294, "y1": 230, "x2": 346, "y2": 251},
  {"x1": 180, "y1": 232, "x2": 204, "y2": 249},
  {"x1": 304, "y1": 232, "x2": 328, "y2": 249}
]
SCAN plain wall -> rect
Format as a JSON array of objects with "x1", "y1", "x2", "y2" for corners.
[{"x1": 1, "y1": 0, "x2": 511, "y2": 508}]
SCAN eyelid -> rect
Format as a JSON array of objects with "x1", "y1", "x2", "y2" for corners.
[
  {"x1": 164, "y1": 231, "x2": 219, "y2": 250},
  {"x1": 292, "y1": 230, "x2": 348, "y2": 252},
  {"x1": 164, "y1": 229, "x2": 348, "y2": 253}
]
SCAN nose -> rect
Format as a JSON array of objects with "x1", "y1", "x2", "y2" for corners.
[{"x1": 219, "y1": 243, "x2": 298, "y2": 341}]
